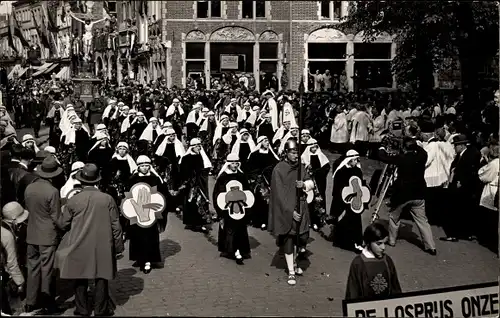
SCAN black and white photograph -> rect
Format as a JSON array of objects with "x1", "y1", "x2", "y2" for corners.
[{"x1": 0, "y1": 0, "x2": 498, "y2": 316}]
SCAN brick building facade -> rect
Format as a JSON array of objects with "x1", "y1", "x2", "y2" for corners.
[{"x1": 162, "y1": 1, "x2": 396, "y2": 91}]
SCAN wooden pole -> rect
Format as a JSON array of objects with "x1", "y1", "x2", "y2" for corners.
[{"x1": 296, "y1": 76, "x2": 305, "y2": 238}]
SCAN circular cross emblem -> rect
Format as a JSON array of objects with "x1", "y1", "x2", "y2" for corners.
[
  {"x1": 121, "y1": 183, "x2": 166, "y2": 228},
  {"x1": 216, "y1": 180, "x2": 255, "y2": 221},
  {"x1": 341, "y1": 176, "x2": 371, "y2": 214}
]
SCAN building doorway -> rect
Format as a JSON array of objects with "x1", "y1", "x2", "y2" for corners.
[{"x1": 210, "y1": 43, "x2": 254, "y2": 81}]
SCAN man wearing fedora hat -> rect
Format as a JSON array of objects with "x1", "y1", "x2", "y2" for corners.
[
  {"x1": 56, "y1": 163, "x2": 123, "y2": 316},
  {"x1": 440, "y1": 134, "x2": 481, "y2": 242},
  {"x1": 6, "y1": 144, "x2": 38, "y2": 207},
  {"x1": 23, "y1": 156, "x2": 64, "y2": 314}
]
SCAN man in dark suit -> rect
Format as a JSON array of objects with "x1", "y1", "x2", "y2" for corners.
[
  {"x1": 378, "y1": 137, "x2": 437, "y2": 255},
  {"x1": 7, "y1": 144, "x2": 38, "y2": 207},
  {"x1": 56, "y1": 164, "x2": 123, "y2": 316},
  {"x1": 440, "y1": 134, "x2": 481, "y2": 242},
  {"x1": 24, "y1": 156, "x2": 64, "y2": 314},
  {"x1": 28, "y1": 91, "x2": 45, "y2": 138}
]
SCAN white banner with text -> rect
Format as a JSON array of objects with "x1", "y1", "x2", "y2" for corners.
[{"x1": 343, "y1": 282, "x2": 499, "y2": 317}]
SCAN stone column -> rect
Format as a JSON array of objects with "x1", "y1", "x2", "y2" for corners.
[
  {"x1": 205, "y1": 41, "x2": 210, "y2": 89},
  {"x1": 391, "y1": 41, "x2": 397, "y2": 89},
  {"x1": 107, "y1": 54, "x2": 112, "y2": 80},
  {"x1": 117, "y1": 57, "x2": 123, "y2": 84},
  {"x1": 254, "y1": 40, "x2": 259, "y2": 91},
  {"x1": 346, "y1": 36, "x2": 354, "y2": 92}
]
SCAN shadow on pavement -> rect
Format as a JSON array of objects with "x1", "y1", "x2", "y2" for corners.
[
  {"x1": 249, "y1": 235, "x2": 260, "y2": 249},
  {"x1": 110, "y1": 268, "x2": 144, "y2": 306},
  {"x1": 160, "y1": 239, "x2": 181, "y2": 262}
]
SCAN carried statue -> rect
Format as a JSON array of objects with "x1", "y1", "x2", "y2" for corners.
[{"x1": 67, "y1": 4, "x2": 108, "y2": 62}]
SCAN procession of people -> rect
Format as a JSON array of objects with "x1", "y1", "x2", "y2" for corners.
[{"x1": 1, "y1": 75, "x2": 499, "y2": 315}]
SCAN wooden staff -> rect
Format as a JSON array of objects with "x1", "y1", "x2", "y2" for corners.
[{"x1": 296, "y1": 76, "x2": 305, "y2": 241}]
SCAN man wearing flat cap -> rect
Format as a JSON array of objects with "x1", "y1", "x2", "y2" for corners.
[
  {"x1": 23, "y1": 156, "x2": 64, "y2": 314},
  {"x1": 440, "y1": 134, "x2": 481, "y2": 243}
]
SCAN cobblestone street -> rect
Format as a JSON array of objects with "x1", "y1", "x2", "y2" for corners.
[{"x1": 44, "y1": 150, "x2": 496, "y2": 317}]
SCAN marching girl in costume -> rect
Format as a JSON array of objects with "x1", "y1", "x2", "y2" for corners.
[
  {"x1": 129, "y1": 111, "x2": 148, "y2": 140},
  {"x1": 272, "y1": 119, "x2": 291, "y2": 149},
  {"x1": 60, "y1": 117, "x2": 90, "y2": 172},
  {"x1": 278, "y1": 125, "x2": 300, "y2": 155},
  {"x1": 110, "y1": 142, "x2": 138, "y2": 197},
  {"x1": 87, "y1": 131, "x2": 114, "y2": 188},
  {"x1": 257, "y1": 112, "x2": 275, "y2": 142},
  {"x1": 127, "y1": 155, "x2": 164, "y2": 274},
  {"x1": 247, "y1": 136, "x2": 279, "y2": 230},
  {"x1": 164, "y1": 98, "x2": 185, "y2": 137},
  {"x1": 120, "y1": 109, "x2": 137, "y2": 137},
  {"x1": 185, "y1": 102, "x2": 203, "y2": 140},
  {"x1": 214, "y1": 153, "x2": 255, "y2": 265},
  {"x1": 301, "y1": 138, "x2": 330, "y2": 231},
  {"x1": 330, "y1": 149, "x2": 371, "y2": 253},
  {"x1": 138, "y1": 117, "x2": 162, "y2": 157},
  {"x1": 101, "y1": 99, "x2": 118, "y2": 127},
  {"x1": 230, "y1": 128, "x2": 256, "y2": 170},
  {"x1": 214, "y1": 121, "x2": 239, "y2": 174},
  {"x1": 236, "y1": 101, "x2": 253, "y2": 129},
  {"x1": 21, "y1": 134, "x2": 40, "y2": 156},
  {"x1": 155, "y1": 128, "x2": 186, "y2": 214},
  {"x1": 60, "y1": 161, "x2": 85, "y2": 202},
  {"x1": 179, "y1": 138, "x2": 212, "y2": 233},
  {"x1": 198, "y1": 110, "x2": 217, "y2": 160}
]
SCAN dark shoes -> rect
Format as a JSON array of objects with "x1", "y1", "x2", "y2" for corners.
[{"x1": 425, "y1": 248, "x2": 437, "y2": 256}]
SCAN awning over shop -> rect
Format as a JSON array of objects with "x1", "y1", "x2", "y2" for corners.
[
  {"x1": 16, "y1": 67, "x2": 29, "y2": 78},
  {"x1": 7, "y1": 65, "x2": 22, "y2": 79},
  {"x1": 55, "y1": 66, "x2": 71, "y2": 80},
  {"x1": 44, "y1": 63, "x2": 59, "y2": 75},
  {"x1": 32, "y1": 62, "x2": 54, "y2": 77}
]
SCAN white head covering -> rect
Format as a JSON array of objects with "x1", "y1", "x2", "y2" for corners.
[
  {"x1": 112, "y1": 142, "x2": 138, "y2": 173},
  {"x1": 155, "y1": 128, "x2": 185, "y2": 157},
  {"x1": 180, "y1": 138, "x2": 212, "y2": 169},
  {"x1": 332, "y1": 149, "x2": 361, "y2": 181},
  {"x1": 134, "y1": 155, "x2": 162, "y2": 182},
  {"x1": 131, "y1": 111, "x2": 148, "y2": 125},
  {"x1": 231, "y1": 128, "x2": 256, "y2": 156},
  {"x1": 92, "y1": 123, "x2": 108, "y2": 139},
  {"x1": 59, "y1": 106, "x2": 76, "y2": 133},
  {"x1": 102, "y1": 99, "x2": 117, "y2": 119},
  {"x1": 88, "y1": 131, "x2": 110, "y2": 154},
  {"x1": 120, "y1": 109, "x2": 137, "y2": 133},
  {"x1": 222, "y1": 122, "x2": 240, "y2": 145},
  {"x1": 61, "y1": 117, "x2": 89, "y2": 145},
  {"x1": 278, "y1": 125, "x2": 300, "y2": 155},
  {"x1": 213, "y1": 115, "x2": 230, "y2": 145},
  {"x1": 22, "y1": 134, "x2": 40, "y2": 153},
  {"x1": 301, "y1": 138, "x2": 329, "y2": 168},
  {"x1": 139, "y1": 117, "x2": 162, "y2": 142},
  {"x1": 60, "y1": 161, "x2": 85, "y2": 199},
  {"x1": 249, "y1": 135, "x2": 279, "y2": 160},
  {"x1": 186, "y1": 103, "x2": 202, "y2": 125},
  {"x1": 217, "y1": 153, "x2": 243, "y2": 178},
  {"x1": 44, "y1": 146, "x2": 56, "y2": 154},
  {"x1": 166, "y1": 100, "x2": 185, "y2": 117}
]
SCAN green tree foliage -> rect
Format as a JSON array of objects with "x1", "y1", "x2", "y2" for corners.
[{"x1": 336, "y1": 1, "x2": 498, "y2": 105}]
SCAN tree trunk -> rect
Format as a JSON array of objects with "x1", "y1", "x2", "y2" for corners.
[
  {"x1": 456, "y1": 2, "x2": 481, "y2": 113},
  {"x1": 415, "y1": 30, "x2": 435, "y2": 99}
]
